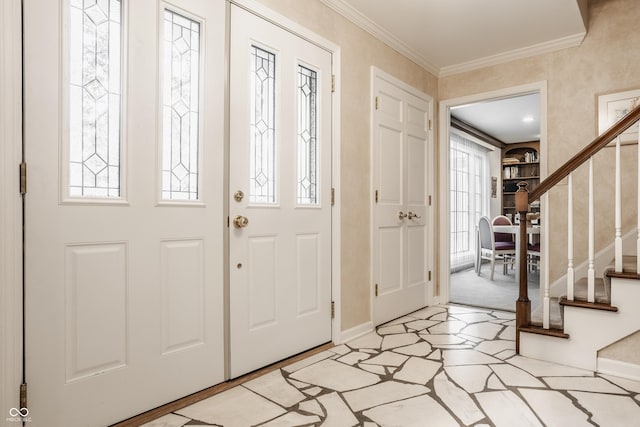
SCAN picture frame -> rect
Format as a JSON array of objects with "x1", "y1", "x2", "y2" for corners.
[{"x1": 598, "y1": 88, "x2": 640, "y2": 143}]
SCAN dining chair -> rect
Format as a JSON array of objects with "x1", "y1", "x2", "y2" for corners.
[{"x1": 477, "y1": 216, "x2": 516, "y2": 280}]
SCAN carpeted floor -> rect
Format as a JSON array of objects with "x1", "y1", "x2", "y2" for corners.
[{"x1": 450, "y1": 264, "x2": 540, "y2": 312}]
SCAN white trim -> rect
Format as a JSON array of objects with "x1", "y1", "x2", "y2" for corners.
[
  {"x1": 598, "y1": 357, "x2": 640, "y2": 382},
  {"x1": 340, "y1": 321, "x2": 374, "y2": 344},
  {"x1": 227, "y1": 0, "x2": 343, "y2": 345},
  {"x1": 1, "y1": 0, "x2": 23, "y2": 423},
  {"x1": 318, "y1": 0, "x2": 585, "y2": 78},
  {"x1": 438, "y1": 82, "x2": 548, "y2": 306},
  {"x1": 370, "y1": 67, "x2": 435, "y2": 324}
]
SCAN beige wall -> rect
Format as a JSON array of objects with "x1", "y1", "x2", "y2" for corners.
[
  {"x1": 439, "y1": 0, "x2": 640, "y2": 283},
  {"x1": 253, "y1": 0, "x2": 438, "y2": 330}
]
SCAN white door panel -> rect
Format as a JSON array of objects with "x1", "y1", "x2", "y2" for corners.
[
  {"x1": 229, "y1": 5, "x2": 332, "y2": 378},
  {"x1": 24, "y1": 0, "x2": 225, "y2": 425},
  {"x1": 373, "y1": 72, "x2": 431, "y2": 326}
]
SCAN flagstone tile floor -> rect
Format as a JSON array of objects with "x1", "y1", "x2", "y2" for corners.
[{"x1": 142, "y1": 305, "x2": 640, "y2": 427}]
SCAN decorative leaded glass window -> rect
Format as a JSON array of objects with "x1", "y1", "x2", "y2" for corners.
[
  {"x1": 249, "y1": 46, "x2": 276, "y2": 204},
  {"x1": 162, "y1": 9, "x2": 201, "y2": 201},
  {"x1": 297, "y1": 66, "x2": 318, "y2": 205},
  {"x1": 69, "y1": 0, "x2": 122, "y2": 198}
]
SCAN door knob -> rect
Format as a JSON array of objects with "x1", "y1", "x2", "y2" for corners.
[
  {"x1": 407, "y1": 212, "x2": 421, "y2": 220},
  {"x1": 233, "y1": 215, "x2": 249, "y2": 228},
  {"x1": 398, "y1": 211, "x2": 408, "y2": 220}
]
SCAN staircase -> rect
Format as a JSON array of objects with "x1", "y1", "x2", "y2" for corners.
[{"x1": 514, "y1": 104, "x2": 640, "y2": 379}]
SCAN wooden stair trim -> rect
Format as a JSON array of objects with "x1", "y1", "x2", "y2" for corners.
[
  {"x1": 519, "y1": 325, "x2": 569, "y2": 339},
  {"x1": 559, "y1": 297, "x2": 618, "y2": 312},
  {"x1": 606, "y1": 270, "x2": 640, "y2": 280}
]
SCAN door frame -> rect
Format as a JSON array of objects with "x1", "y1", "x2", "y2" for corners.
[
  {"x1": 369, "y1": 66, "x2": 435, "y2": 325},
  {"x1": 222, "y1": 0, "x2": 344, "y2": 352},
  {"x1": 1, "y1": 0, "x2": 24, "y2": 421},
  {"x1": 436, "y1": 81, "x2": 549, "y2": 306}
]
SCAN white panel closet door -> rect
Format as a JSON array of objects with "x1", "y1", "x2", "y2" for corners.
[
  {"x1": 24, "y1": 0, "x2": 225, "y2": 425},
  {"x1": 372, "y1": 72, "x2": 430, "y2": 326},
  {"x1": 229, "y1": 5, "x2": 333, "y2": 378}
]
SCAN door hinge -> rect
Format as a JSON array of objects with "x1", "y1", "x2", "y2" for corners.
[
  {"x1": 20, "y1": 383, "x2": 27, "y2": 412},
  {"x1": 331, "y1": 75, "x2": 335, "y2": 93},
  {"x1": 227, "y1": 216, "x2": 229, "y2": 228},
  {"x1": 428, "y1": 119, "x2": 432, "y2": 130},
  {"x1": 375, "y1": 283, "x2": 378, "y2": 297},
  {"x1": 428, "y1": 270, "x2": 432, "y2": 281},
  {"x1": 19, "y1": 162, "x2": 27, "y2": 195},
  {"x1": 331, "y1": 301, "x2": 335, "y2": 318},
  {"x1": 331, "y1": 187, "x2": 335, "y2": 206},
  {"x1": 375, "y1": 190, "x2": 379, "y2": 203},
  {"x1": 428, "y1": 195, "x2": 432, "y2": 206},
  {"x1": 375, "y1": 96, "x2": 379, "y2": 110}
]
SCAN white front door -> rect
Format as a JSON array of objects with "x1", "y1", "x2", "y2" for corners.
[
  {"x1": 372, "y1": 70, "x2": 432, "y2": 326},
  {"x1": 24, "y1": 0, "x2": 225, "y2": 425},
  {"x1": 229, "y1": 6, "x2": 333, "y2": 378}
]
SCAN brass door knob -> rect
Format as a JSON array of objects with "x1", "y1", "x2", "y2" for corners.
[
  {"x1": 407, "y1": 211, "x2": 421, "y2": 220},
  {"x1": 398, "y1": 211, "x2": 408, "y2": 220},
  {"x1": 233, "y1": 215, "x2": 249, "y2": 228}
]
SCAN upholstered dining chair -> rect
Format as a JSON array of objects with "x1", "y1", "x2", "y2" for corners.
[{"x1": 477, "y1": 216, "x2": 516, "y2": 280}]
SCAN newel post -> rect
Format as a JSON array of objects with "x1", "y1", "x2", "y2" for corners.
[{"x1": 515, "y1": 181, "x2": 530, "y2": 353}]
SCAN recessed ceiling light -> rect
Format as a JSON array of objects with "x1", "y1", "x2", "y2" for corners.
[{"x1": 522, "y1": 115, "x2": 535, "y2": 123}]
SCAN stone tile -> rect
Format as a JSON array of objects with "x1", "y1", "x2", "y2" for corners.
[
  {"x1": 409, "y1": 306, "x2": 447, "y2": 319},
  {"x1": 361, "y1": 351, "x2": 408, "y2": 367},
  {"x1": 337, "y1": 351, "x2": 371, "y2": 365},
  {"x1": 287, "y1": 379, "x2": 308, "y2": 389},
  {"x1": 303, "y1": 386, "x2": 322, "y2": 396},
  {"x1": 363, "y1": 395, "x2": 459, "y2": 427},
  {"x1": 460, "y1": 322, "x2": 503, "y2": 340},
  {"x1": 377, "y1": 324, "x2": 406, "y2": 335},
  {"x1": 381, "y1": 332, "x2": 420, "y2": 350},
  {"x1": 343, "y1": 381, "x2": 430, "y2": 412},
  {"x1": 393, "y1": 341, "x2": 432, "y2": 356},
  {"x1": 346, "y1": 332, "x2": 382, "y2": 350},
  {"x1": 244, "y1": 370, "x2": 306, "y2": 408},
  {"x1": 358, "y1": 363, "x2": 386, "y2": 375},
  {"x1": 569, "y1": 391, "x2": 640, "y2": 427},
  {"x1": 298, "y1": 399, "x2": 323, "y2": 416},
  {"x1": 636, "y1": 394, "x2": 640, "y2": 403},
  {"x1": 498, "y1": 326, "x2": 516, "y2": 340},
  {"x1": 475, "y1": 340, "x2": 515, "y2": 355},
  {"x1": 259, "y1": 412, "x2": 321, "y2": 426},
  {"x1": 282, "y1": 350, "x2": 334, "y2": 373},
  {"x1": 476, "y1": 390, "x2": 543, "y2": 427},
  {"x1": 430, "y1": 312, "x2": 449, "y2": 321},
  {"x1": 317, "y1": 392, "x2": 359, "y2": 427},
  {"x1": 487, "y1": 373, "x2": 506, "y2": 390},
  {"x1": 419, "y1": 333, "x2": 466, "y2": 346},
  {"x1": 393, "y1": 357, "x2": 441, "y2": 384},
  {"x1": 600, "y1": 374, "x2": 640, "y2": 393},
  {"x1": 544, "y1": 376, "x2": 628, "y2": 394},
  {"x1": 491, "y1": 311, "x2": 515, "y2": 320},
  {"x1": 508, "y1": 355, "x2": 592, "y2": 377},
  {"x1": 433, "y1": 372, "x2": 485, "y2": 425},
  {"x1": 290, "y1": 359, "x2": 380, "y2": 392},
  {"x1": 176, "y1": 386, "x2": 285, "y2": 427},
  {"x1": 139, "y1": 413, "x2": 191, "y2": 427},
  {"x1": 494, "y1": 349, "x2": 516, "y2": 360},
  {"x1": 428, "y1": 320, "x2": 466, "y2": 334},
  {"x1": 437, "y1": 344, "x2": 474, "y2": 350},
  {"x1": 458, "y1": 333, "x2": 485, "y2": 343},
  {"x1": 329, "y1": 344, "x2": 351, "y2": 355},
  {"x1": 384, "y1": 315, "x2": 416, "y2": 326},
  {"x1": 491, "y1": 364, "x2": 545, "y2": 387},
  {"x1": 447, "y1": 305, "x2": 490, "y2": 314},
  {"x1": 445, "y1": 365, "x2": 492, "y2": 393},
  {"x1": 427, "y1": 349, "x2": 442, "y2": 360},
  {"x1": 360, "y1": 348, "x2": 378, "y2": 354},
  {"x1": 519, "y1": 389, "x2": 591, "y2": 427},
  {"x1": 450, "y1": 312, "x2": 495, "y2": 323},
  {"x1": 404, "y1": 319, "x2": 440, "y2": 331},
  {"x1": 363, "y1": 423, "x2": 378, "y2": 427},
  {"x1": 443, "y1": 349, "x2": 502, "y2": 366}
]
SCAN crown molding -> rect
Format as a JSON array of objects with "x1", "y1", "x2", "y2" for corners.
[
  {"x1": 437, "y1": 32, "x2": 586, "y2": 77},
  {"x1": 319, "y1": 0, "x2": 586, "y2": 78},
  {"x1": 318, "y1": 0, "x2": 440, "y2": 76}
]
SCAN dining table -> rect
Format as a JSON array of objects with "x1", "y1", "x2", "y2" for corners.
[{"x1": 476, "y1": 224, "x2": 541, "y2": 282}]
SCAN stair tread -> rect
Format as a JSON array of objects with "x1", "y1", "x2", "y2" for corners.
[
  {"x1": 519, "y1": 324, "x2": 569, "y2": 339},
  {"x1": 559, "y1": 297, "x2": 619, "y2": 312}
]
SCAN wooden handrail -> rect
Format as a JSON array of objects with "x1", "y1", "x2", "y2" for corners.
[{"x1": 529, "y1": 103, "x2": 640, "y2": 202}]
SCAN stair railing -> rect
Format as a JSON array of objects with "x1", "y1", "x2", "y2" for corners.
[{"x1": 515, "y1": 104, "x2": 640, "y2": 352}]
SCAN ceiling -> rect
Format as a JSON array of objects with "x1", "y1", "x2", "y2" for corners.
[
  {"x1": 319, "y1": 0, "x2": 588, "y2": 76},
  {"x1": 451, "y1": 93, "x2": 541, "y2": 144}
]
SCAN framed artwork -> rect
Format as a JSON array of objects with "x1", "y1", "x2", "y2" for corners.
[
  {"x1": 598, "y1": 88, "x2": 640, "y2": 143},
  {"x1": 491, "y1": 176, "x2": 497, "y2": 198}
]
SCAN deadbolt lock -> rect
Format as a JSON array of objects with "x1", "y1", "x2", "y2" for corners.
[
  {"x1": 233, "y1": 190, "x2": 245, "y2": 202},
  {"x1": 233, "y1": 215, "x2": 249, "y2": 228}
]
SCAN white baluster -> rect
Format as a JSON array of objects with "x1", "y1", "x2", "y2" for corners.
[
  {"x1": 615, "y1": 136, "x2": 622, "y2": 272},
  {"x1": 567, "y1": 173, "x2": 574, "y2": 301},
  {"x1": 588, "y1": 157, "x2": 595, "y2": 303}
]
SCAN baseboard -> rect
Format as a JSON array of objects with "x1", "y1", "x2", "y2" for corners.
[
  {"x1": 597, "y1": 357, "x2": 640, "y2": 382},
  {"x1": 339, "y1": 321, "x2": 374, "y2": 343}
]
